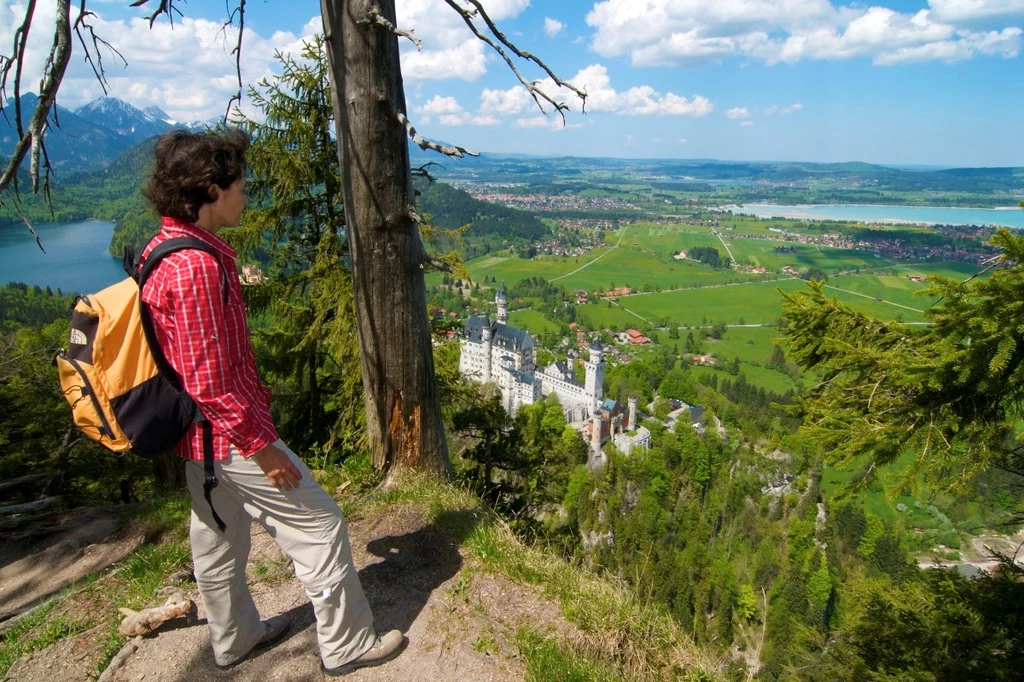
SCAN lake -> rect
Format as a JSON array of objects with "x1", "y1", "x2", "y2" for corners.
[
  {"x1": 728, "y1": 203, "x2": 1024, "y2": 228},
  {"x1": 0, "y1": 220, "x2": 124, "y2": 294}
]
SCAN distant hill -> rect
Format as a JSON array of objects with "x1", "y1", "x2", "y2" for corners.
[
  {"x1": 416, "y1": 179, "x2": 549, "y2": 242},
  {"x1": 414, "y1": 151, "x2": 1024, "y2": 198}
]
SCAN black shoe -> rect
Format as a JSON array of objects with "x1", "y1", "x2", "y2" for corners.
[
  {"x1": 214, "y1": 615, "x2": 291, "y2": 669},
  {"x1": 322, "y1": 630, "x2": 406, "y2": 676}
]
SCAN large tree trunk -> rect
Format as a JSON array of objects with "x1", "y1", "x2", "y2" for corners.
[{"x1": 320, "y1": 0, "x2": 451, "y2": 481}]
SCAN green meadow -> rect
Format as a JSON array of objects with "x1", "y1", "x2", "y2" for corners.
[
  {"x1": 613, "y1": 279, "x2": 807, "y2": 327},
  {"x1": 507, "y1": 309, "x2": 561, "y2": 335}
]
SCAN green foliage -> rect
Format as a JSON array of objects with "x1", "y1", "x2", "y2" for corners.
[
  {"x1": 800, "y1": 267, "x2": 828, "y2": 282},
  {"x1": 0, "y1": 282, "x2": 73, "y2": 330},
  {"x1": 736, "y1": 584, "x2": 759, "y2": 621},
  {"x1": 0, "y1": 315, "x2": 147, "y2": 503},
  {"x1": 226, "y1": 36, "x2": 363, "y2": 460},
  {"x1": 781, "y1": 228, "x2": 1024, "y2": 490},
  {"x1": 784, "y1": 567, "x2": 1024, "y2": 682},
  {"x1": 516, "y1": 628, "x2": 626, "y2": 682}
]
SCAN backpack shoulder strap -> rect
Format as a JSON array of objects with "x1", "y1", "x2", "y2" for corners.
[
  {"x1": 136, "y1": 237, "x2": 231, "y2": 303},
  {"x1": 133, "y1": 237, "x2": 234, "y2": 391}
]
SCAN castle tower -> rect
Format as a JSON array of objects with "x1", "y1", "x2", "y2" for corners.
[
  {"x1": 496, "y1": 282, "x2": 509, "y2": 325},
  {"x1": 591, "y1": 412, "x2": 603, "y2": 453},
  {"x1": 481, "y1": 323, "x2": 492, "y2": 383},
  {"x1": 584, "y1": 343, "x2": 606, "y2": 411},
  {"x1": 628, "y1": 396, "x2": 638, "y2": 431}
]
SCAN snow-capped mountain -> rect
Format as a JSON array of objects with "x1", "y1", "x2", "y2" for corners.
[
  {"x1": 0, "y1": 93, "x2": 133, "y2": 175},
  {"x1": 1, "y1": 95, "x2": 227, "y2": 175},
  {"x1": 75, "y1": 97, "x2": 173, "y2": 144}
]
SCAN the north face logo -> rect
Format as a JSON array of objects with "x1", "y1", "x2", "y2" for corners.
[{"x1": 70, "y1": 329, "x2": 87, "y2": 345}]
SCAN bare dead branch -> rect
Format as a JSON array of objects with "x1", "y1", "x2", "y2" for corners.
[
  {"x1": 74, "y1": 2, "x2": 128, "y2": 95},
  {"x1": 0, "y1": 0, "x2": 37, "y2": 134},
  {"x1": 366, "y1": 5, "x2": 422, "y2": 51},
  {"x1": 397, "y1": 111, "x2": 478, "y2": 158},
  {"x1": 9, "y1": 194, "x2": 45, "y2": 253},
  {"x1": 411, "y1": 161, "x2": 443, "y2": 184},
  {"x1": 220, "y1": 0, "x2": 246, "y2": 121},
  {"x1": 0, "y1": 0, "x2": 73, "y2": 232},
  {"x1": 130, "y1": 0, "x2": 184, "y2": 29},
  {"x1": 441, "y1": 0, "x2": 587, "y2": 123}
]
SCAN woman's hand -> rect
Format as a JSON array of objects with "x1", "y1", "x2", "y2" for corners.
[{"x1": 250, "y1": 443, "x2": 302, "y2": 491}]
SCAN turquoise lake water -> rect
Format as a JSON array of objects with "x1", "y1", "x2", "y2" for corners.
[
  {"x1": 729, "y1": 203, "x2": 1024, "y2": 228},
  {"x1": 0, "y1": 220, "x2": 124, "y2": 294}
]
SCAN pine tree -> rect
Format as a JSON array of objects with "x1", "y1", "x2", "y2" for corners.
[
  {"x1": 229, "y1": 37, "x2": 362, "y2": 459},
  {"x1": 781, "y1": 227, "x2": 1024, "y2": 489}
]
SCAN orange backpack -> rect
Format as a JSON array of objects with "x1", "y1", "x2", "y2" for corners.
[{"x1": 56, "y1": 238, "x2": 229, "y2": 528}]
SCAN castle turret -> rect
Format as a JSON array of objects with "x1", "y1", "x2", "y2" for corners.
[
  {"x1": 584, "y1": 343, "x2": 606, "y2": 411},
  {"x1": 496, "y1": 282, "x2": 509, "y2": 324},
  {"x1": 628, "y1": 396, "x2": 638, "y2": 431},
  {"x1": 481, "y1": 322, "x2": 492, "y2": 383},
  {"x1": 592, "y1": 412, "x2": 603, "y2": 453}
]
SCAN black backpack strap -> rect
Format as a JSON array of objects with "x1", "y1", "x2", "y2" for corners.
[
  {"x1": 202, "y1": 420, "x2": 226, "y2": 532},
  {"x1": 131, "y1": 237, "x2": 232, "y2": 391},
  {"x1": 133, "y1": 236, "x2": 232, "y2": 533}
]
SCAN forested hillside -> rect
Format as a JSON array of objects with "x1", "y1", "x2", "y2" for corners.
[{"x1": 416, "y1": 179, "x2": 550, "y2": 256}]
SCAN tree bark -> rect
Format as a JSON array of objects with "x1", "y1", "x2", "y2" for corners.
[{"x1": 320, "y1": 0, "x2": 450, "y2": 481}]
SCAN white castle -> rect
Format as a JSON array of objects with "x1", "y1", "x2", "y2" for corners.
[{"x1": 459, "y1": 284, "x2": 605, "y2": 421}]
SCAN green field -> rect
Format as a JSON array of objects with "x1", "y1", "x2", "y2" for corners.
[
  {"x1": 575, "y1": 301, "x2": 646, "y2": 330},
  {"x1": 615, "y1": 279, "x2": 807, "y2": 326},
  {"x1": 508, "y1": 309, "x2": 561, "y2": 335}
]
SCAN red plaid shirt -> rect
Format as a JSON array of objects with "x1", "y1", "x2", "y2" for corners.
[{"x1": 140, "y1": 217, "x2": 278, "y2": 460}]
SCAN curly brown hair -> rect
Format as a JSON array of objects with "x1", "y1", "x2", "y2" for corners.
[{"x1": 143, "y1": 128, "x2": 250, "y2": 223}]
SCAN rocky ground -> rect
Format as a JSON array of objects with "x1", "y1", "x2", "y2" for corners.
[{"x1": 3, "y1": 503, "x2": 576, "y2": 682}]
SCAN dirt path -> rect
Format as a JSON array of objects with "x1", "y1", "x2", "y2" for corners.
[
  {"x1": 0, "y1": 507, "x2": 144, "y2": 625},
  {"x1": 5, "y1": 505, "x2": 575, "y2": 682}
]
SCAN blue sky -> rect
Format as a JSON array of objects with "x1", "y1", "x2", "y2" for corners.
[{"x1": 4, "y1": 0, "x2": 1022, "y2": 166}]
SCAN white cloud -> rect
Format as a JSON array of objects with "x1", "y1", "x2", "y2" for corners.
[
  {"x1": 420, "y1": 95, "x2": 464, "y2": 115},
  {"x1": 513, "y1": 117, "x2": 552, "y2": 128},
  {"x1": 544, "y1": 17, "x2": 565, "y2": 38},
  {"x1": 725, "y1": 107, "x2": 750, "y2": 119},
  {"x1": 740, "y1": 120, "x2": 754, "y2": 126},
  {"x1": 478, "y1": 64, "x2": 713, "y2": 118},
  {"x1": 585, "y1": 0, "x2": 1024, "y2": 66},
  {"x1": 417, "y1": 95, "x2": 499, "y2": 126},
  {"x1": 929, "y1": 0, "x2": 1024, "y2": 23},
  {"x1": 511, "y1": 115, "x2": 583, "y2": 131},
  {"x1": 678, "y1": 137, "x2": 688, "y2": 143},
  {"x1": 396, "y1": 0, "x2": 530, "y2": 81},
  {"x1": 480, "y1": 86, "x2": 535, "y2": 115},
  {"x1": 765, "y1": 102, "x2": 804, "y2": 115},
  {"x1": 0, "y1": 4, "x2": 317, "y2": 122}
]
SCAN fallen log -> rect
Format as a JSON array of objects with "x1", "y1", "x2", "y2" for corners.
[
  {"x1": 117, "y1": 593, "x2": 193, "y2": 636},
  {"x1": 0, "y1": 497, "x2": 61, "y2": 517},
  {"x1": 0, "y1": 472, "x2": 60, "y2": 495}
]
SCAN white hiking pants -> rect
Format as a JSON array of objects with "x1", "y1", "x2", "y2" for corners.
[{"x1": 184, "y1": 440, "x2": 376, "y2": 668}]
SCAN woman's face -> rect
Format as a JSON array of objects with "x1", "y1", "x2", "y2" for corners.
[{"x1": 212, "y1": 177, "x2": 247, "y2": 229}]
